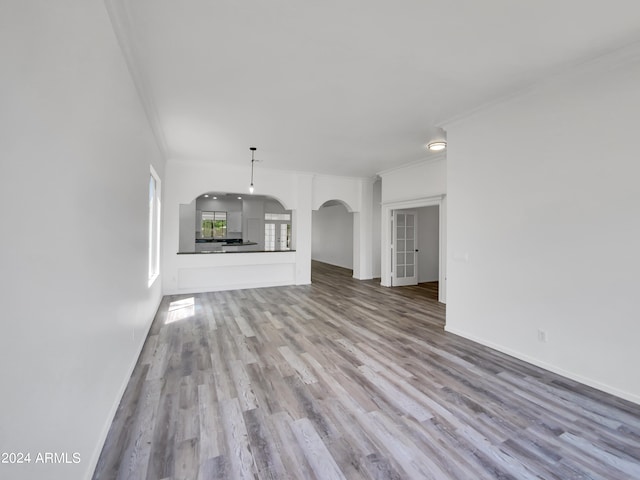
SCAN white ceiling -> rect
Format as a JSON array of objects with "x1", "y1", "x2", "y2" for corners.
[{"x1": 115, "y1": 0, "x2": 640, "y2": 177}]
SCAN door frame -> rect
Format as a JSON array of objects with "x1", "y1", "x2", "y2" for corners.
[{"x1": 381, "y1": 195, "x2": 446, "y2": 303}]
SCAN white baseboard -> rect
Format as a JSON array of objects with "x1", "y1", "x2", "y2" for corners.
[
  {"x1": 84, "y1": 294, "x2": 162, "y2": 479},
  {"x1": 164, "y1": 279, "x2": 296, "y2": 295},
  {"x1": 444, "y1": 324, "x2": 640, "y2": 406}
]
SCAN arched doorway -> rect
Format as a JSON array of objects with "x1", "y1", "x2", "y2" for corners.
[{"x1": 311, "y1": 200, "x2": 354, "y2": 273}]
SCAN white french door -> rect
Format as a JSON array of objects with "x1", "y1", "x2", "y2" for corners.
[
  {"x1": 392, "y1": 210, "x2": 418, "y2": 286},
  {"x1": 265, "y1": 222, "x2": 291, "y2": 251}
]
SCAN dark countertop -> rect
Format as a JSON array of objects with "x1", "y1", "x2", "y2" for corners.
[
  {"x1": 178, "y1": 249, "x2": 295, "y2": 255},
  {"x1": 195, "y1": 239, "x2": 256, "y2": 245}
]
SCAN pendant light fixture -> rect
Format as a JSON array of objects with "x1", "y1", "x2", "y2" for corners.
[{"x1": 249, "y1": 147, "x2": 256, "y2": 194}]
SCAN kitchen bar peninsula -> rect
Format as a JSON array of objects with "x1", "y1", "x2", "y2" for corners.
[
  {"x1": 193, "y1": 239, "x2": 260, "y2": 253},
  {"x1": 171, "y1": 249, "x2": 297, "y2": 294},
  {"x1": 169, "y1": 191, "x2": 304, "y2": 294}
]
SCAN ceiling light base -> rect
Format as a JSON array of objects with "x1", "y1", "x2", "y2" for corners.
[{"x1": 427, "y1": 141, "x2": 447, "y2": 151}]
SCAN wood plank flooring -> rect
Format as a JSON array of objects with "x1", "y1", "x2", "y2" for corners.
[{"x1": 93, "y1": 261, "x2": 640, "y2": 479}]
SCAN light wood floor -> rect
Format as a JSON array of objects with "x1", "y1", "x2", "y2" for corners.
[{"x1": 94, "y1": 261, "x2": 640, "y2": 479}]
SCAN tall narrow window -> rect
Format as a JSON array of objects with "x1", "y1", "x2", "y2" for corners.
[{"x1": 148, "y1": 166, "x2": 161, "y2": 286}]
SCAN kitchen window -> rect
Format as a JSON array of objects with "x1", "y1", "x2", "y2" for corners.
[{"x1": 201, "y1": 211, "x2": 227, "y2": 238}]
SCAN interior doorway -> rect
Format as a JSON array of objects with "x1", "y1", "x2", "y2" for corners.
[
  {"x1": 391, "y1": 206, "x2": 440, "y2": 288},
  {"x1": 311, "y1": 200, "x2": 354, "y2": 273},
  {"x1": 381, "y1": 195, "x2": 446, "y2": 303},
  {"x1": 415, "y1": 205, "x2": 440, "y2": 285}
]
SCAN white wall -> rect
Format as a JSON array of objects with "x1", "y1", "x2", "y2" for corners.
[
  {"x1": 380, "y1": 157, "x2": 446, "y2": 204},
  {"x1": 0, "y1": 2, "x2": 166, "y2": 479},
  {"x1": 312, "y1": 174, "x2": 362, "y2": 211},
  {"x1": 417, "y1": 206, "x2": 439, "y2": 282},
  {"x1": 312, "y1": 204, "x2": 354, "y2": 269},
  {"x1": 446, "y1": 45, "x2": 640, "y2": 404}
]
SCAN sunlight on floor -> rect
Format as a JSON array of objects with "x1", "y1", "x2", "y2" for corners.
[{"x1": 166, "y1": 297, "x2": 195, "y2": 324}]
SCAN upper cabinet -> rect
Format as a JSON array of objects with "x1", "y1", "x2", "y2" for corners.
[{"x1": 228, "y1": 212, "x2": 242, "y2": 232}]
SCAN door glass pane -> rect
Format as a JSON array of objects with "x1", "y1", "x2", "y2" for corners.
[
  {"x1": 406, "y1": 266, "x2": 414, "y2": 277},
  {"x1": 406, "y1": 239, "x2": 414, "y2": 251},
  {"x1": 406, "y1": 226, "x2": 414, "y2": 239},
  {"x1": 202, "y1": 211, "x2": 214, "y2": 237},
  {"x1": 396, "y1": 252, "x2": 404, "y2": 265},
  {"x1": 397, "y1": 266, "x2": 405, "y2": 278},
  {"x1": 406, "y1": 252, "x2": 414, "y2": 265},
  {"x1": 279, "y1": 224, "x2": 288, "y2": 250},
  {"x1": 213, "y1": 211, "x2": 227, "y2": 238},
  {"x1": 396, "y1": 239, "x2": 405, "y2": 252},
  {"x1": 397, "y1": 214, "x2": 405, "y2": 227},
  {"x1": 265, "y1": 223, "x2": 275, "y2": 250},
  {"x1": 406, "y1": 215, "x2": 414, "y2": 227}
]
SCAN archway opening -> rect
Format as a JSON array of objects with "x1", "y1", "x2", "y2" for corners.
[{"x1": 311, "y1": 200, "x2": 354, "y2": 273}]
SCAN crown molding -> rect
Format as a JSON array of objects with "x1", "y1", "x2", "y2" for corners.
[
  {"x1": 311, "y1": 171, "x2": 377, "y2": 183},
  {"x1": 376, "y1": 153, "x2": 446, "y2": 177},
  {"x1": 104, "y1": 0, "x2": 170, "y2": 162},
  {"x1": 440, "y1": 36, "x2": 640, "y2": 129},
  {"x1": 167, "y1": 157, "x2": 376, "y2": 182}
]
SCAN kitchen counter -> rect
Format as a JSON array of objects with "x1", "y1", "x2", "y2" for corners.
[
  {"x1": 193, "y1": 240, "x2": 259, "y2": 253},
  {"x1": 168, "y1": 249, "x2": 298, "y2": 294},
  {"x1": 195, "y1": 239, "x2": 256, "y2": 245},
  {"x1": 178, "y1": 249, "x2": 294, "y2": 254}
]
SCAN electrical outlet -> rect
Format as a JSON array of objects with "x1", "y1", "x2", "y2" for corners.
[{"x1": 537, "y1": 329, "x2": 548, "y2": 342}]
